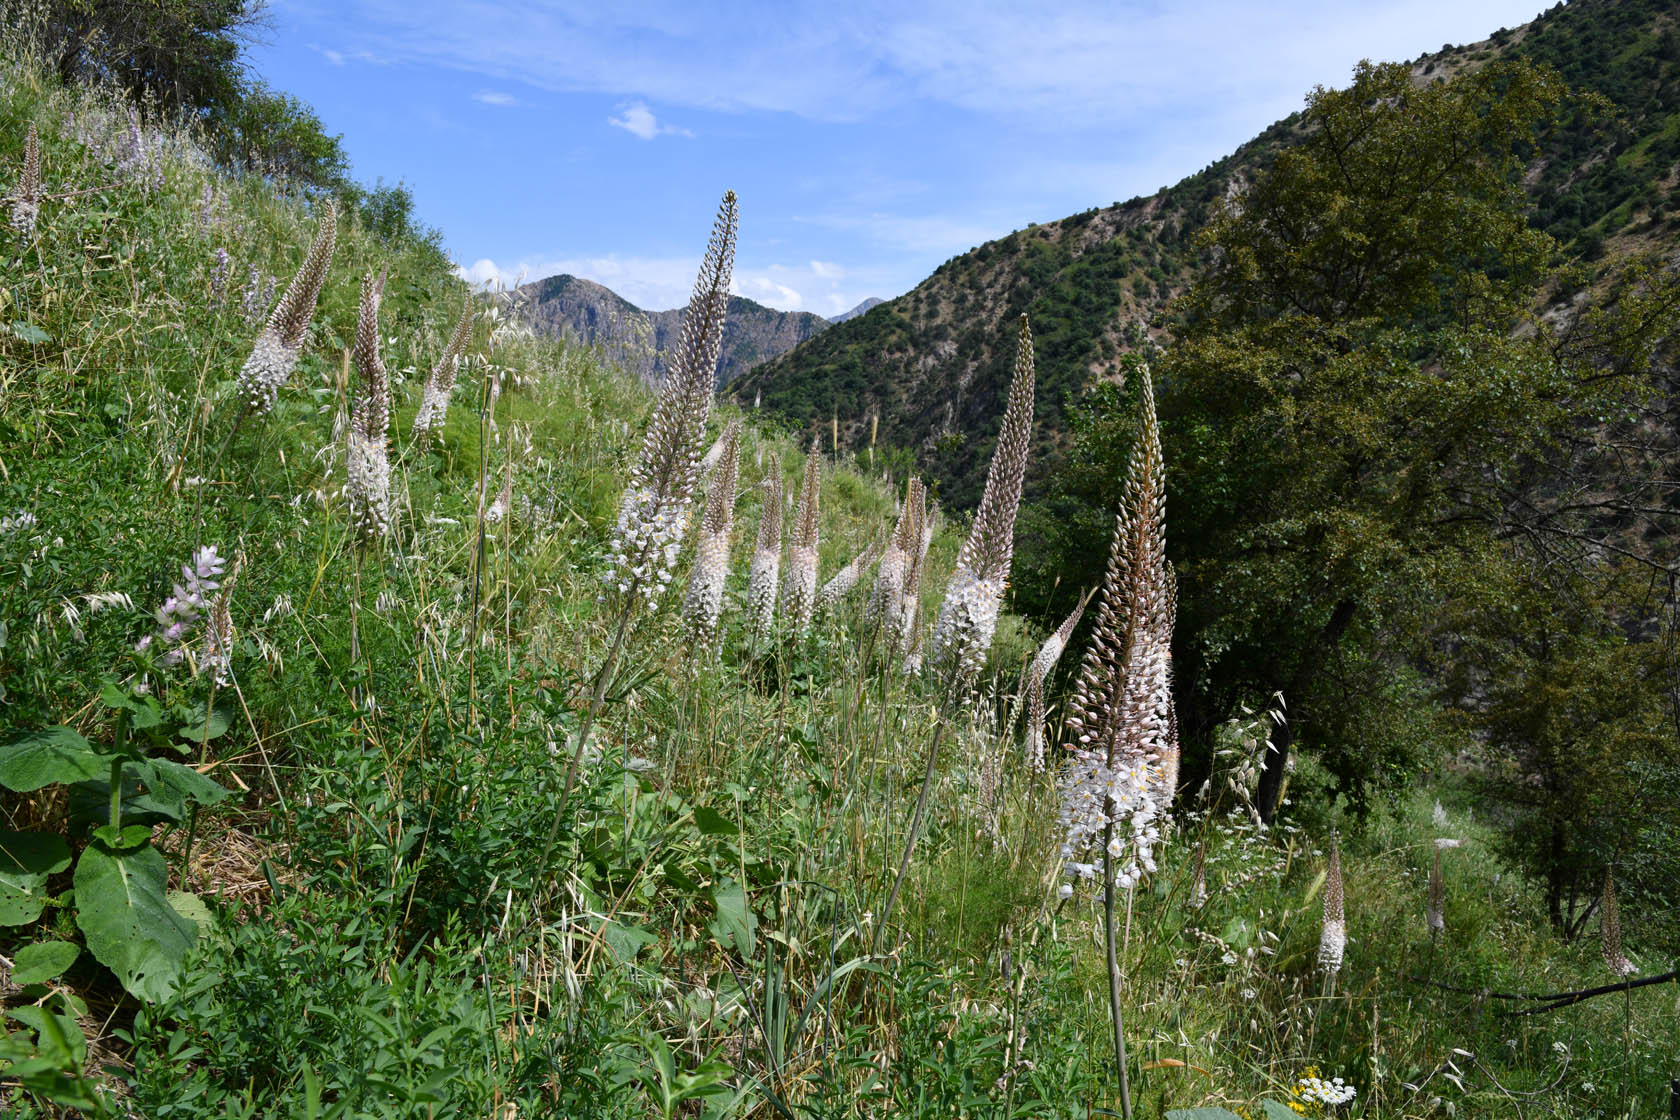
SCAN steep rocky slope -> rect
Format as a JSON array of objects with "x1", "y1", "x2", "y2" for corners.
[{"x1": 735, "y1": 0, "x2": 1680, "y2": 510}]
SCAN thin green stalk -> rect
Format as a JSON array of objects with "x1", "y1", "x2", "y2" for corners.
[{"x1": 1103, "y1": 821, "x2": 1134, "y2": 1120}]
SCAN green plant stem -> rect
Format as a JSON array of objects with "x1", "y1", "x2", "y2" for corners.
[
  {"x1": 107, "y1": 756, "x2": 124, "y2": 833},
  {"x1": 543, "y1": 576, "x2": 642, "y2": 866},
  {"x1": 876, "y1": 715, "x2": 948, "y2": 949},
  {"x1": 1103, "y1": 820, "x2": 1134, "y2": 1120}
]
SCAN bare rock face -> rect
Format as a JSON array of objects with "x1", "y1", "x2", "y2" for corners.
[{"x1": 512, "y1": 274, "x2": 834, "y2": 388}]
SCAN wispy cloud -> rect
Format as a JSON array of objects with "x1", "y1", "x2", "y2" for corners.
[
  {"x1": 607, "y1": 102, "x2": 692, "y2": 140},
  {"x1": 473, "y1": 90, "x2": 519, "y2": 106},
  {"x1": 347, "y1": 0, "x2": 1540, "y2": 129}
]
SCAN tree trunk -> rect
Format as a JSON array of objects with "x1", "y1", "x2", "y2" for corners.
[{"x1": 1254, "y1": 598, "x2": 1358, "y2": 823}]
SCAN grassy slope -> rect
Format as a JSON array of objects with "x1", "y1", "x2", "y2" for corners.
[{"x1": 1, "y1": 51, "x2": 1676, "y2": 1120}]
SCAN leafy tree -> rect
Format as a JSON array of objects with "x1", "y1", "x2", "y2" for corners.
[{"x1": 1033, "y1": 59, "x2": 1680, "y2": 825}]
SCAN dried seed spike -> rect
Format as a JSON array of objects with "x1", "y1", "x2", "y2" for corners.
[
  {"x1": 819, "y1": 537, "x2": 882, "y2": 609},
  {"x1": 1600, "y1": 871, "x2": 1634, "y2": 977},
  {"x1": 1319, "y1": 839, "x2": 1346, "y2": 975},
  {"x1": 237, "y1": 201, "x2": 337, "y2": 414},
  {"x1": 1427, "y1": 845, "x2": 1445, "y2": 935},
  {"x1": 268, "y1": 199, "x2": 337, "y2": 348},
  {"x1": 9, "y1": 122, "x2": 40, "y2": 238},
  {"x1": 892, "y1": 479, "x2": 928, "y2": 655},
  {"x1": 684, "y1": 421, "x2": 740, "y2": 647},
  {"x1": 930, "y1": 314, "x2": 1035, "y2": 686},
  {"x1": 869, "y1": 476, "x2": 923, "y2": 631},
  {"x1": 415, "y1": 289, "x2": 476, "y2": 438},
  {"x1": 747, "y1": 452, "x2": 783, "y2": 637},
  {"x1": 782, "y1": 437, "x2": 823, "y2": 632},
  {"x1": 348, "y1": 268, "x2": 392, "y2": 544},
  {"x1": 605, "y1": 191, "x2": 738, "y2": 605},
  {"x1": 1065, "y1": 366, "x2": 1168, "y2": 770}
]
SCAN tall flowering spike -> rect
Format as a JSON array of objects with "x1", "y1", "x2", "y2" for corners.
[
  {"x1": 605, "y1": 191, "x2": 738, "y2": 606},
  {"x1": 1064, "y1": 367, "x2": 1169, "y2": 769},
  {"x1": 201, "y1": 555, "x2": 240, "y2": 687},
  {"x1": 747, "y1": 453, "x2": 784, "y2": 637},
  {"x1": 1024, "y1": 671, "x2": 1048, "y2": 772},
  {"x1": 890, "y1": 480, "x2": 928, "y2": 656},
  {"x1": 1426, "y1": 846, "x2": 1445, "y2": 936},
  {"x1": 930, "y1": 315, "x2": 1035, "y2": 686},
  {"x1": 348, "y1": 268, "x2": 393, "y2": 544},
  {"x1": 1056, "y1": 366, "x2": 1172, "y2": 894},
  {"x1": 1318, "y1": 840, "x2": 1346, "y2": 975},
  {"x1": 1600, "y1": 871, "x2": 1634, "y2": 977},
  {"x1": 10, "y1": 122, "x2": 40, "y2": 238},
  {"x1": 819, "y1": 538, "x2": 882, "y2": 610},
  {"x1": 237, "y1": 200, "x2": 337, "y2": 414},
  {"x1": 781, "y1": 438, "x2": 823, "y2": 632},
  {"x1": 684, "y1": 421, "x2": 740, "y2": 647},
  {"x1": 869, "y1": 477, "x2": 923, "y2": 631},
  {"x1": 1031, "y1": 588, "x2": 1094, "y2": 688},
  {"x1": 414, "y1": 289, "x2": 475, "y2": 438}
]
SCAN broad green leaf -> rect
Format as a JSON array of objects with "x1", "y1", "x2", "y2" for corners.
[
  {"x1": 140, "y1": 758, "x2": 231, "y2": 809},
  {"x1": 1260, "y1": 1101, "x2": 1303, "y2": 1120},
  {"x1": 600, "y1": 919, "x2": 658, "y2": 964},
  {"x1": 1165, "y1": 1109, "x2": 1247, "y2": 1120},
  {"x1": 0, "y1": 831, "x2": 72, "y2": 926},
  {"x1": 4, "y1": 1003, "x2": 86, "y2": 1068},
  {"x1": 73, "y1": 842, "x2": 196, "y2": 1001},
  {"x1": 10, "y1": 941, "x2": 80, "y2": 985},
  {"x1": 693, "y1": 806, "x2": 739, "y2": 836},
  {"x1": 709, "y1": 880, "x2": 757, "y2": 959},
  {"x1": 0, "y1": 728, "x2": 106, "y2": 792}
]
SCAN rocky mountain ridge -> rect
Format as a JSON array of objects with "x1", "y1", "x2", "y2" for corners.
[{"x1": 511, "y1": 274, "x2": 882, "y2": 387}]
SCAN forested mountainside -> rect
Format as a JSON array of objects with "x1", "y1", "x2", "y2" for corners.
[
  {"x1": 513, "y1": 271, "x2": 830, "y2": 387},
  {"x1": 737, "y1": 0, "x2": 1680, "y2": 511}
]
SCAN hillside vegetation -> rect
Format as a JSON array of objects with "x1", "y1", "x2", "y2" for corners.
[
  {"x1": 1, "y1": 19, "x2": 1678, "y2": 1120},
  {"x1": 737, "y1": 0, "x2": 1680, "y2": 513}
]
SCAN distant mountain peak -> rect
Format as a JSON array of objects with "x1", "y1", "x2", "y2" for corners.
[
  {"x1": 512, "y1": 273, "x2": 832, "y2": 386},
  {"x1": 830, "y1": 297, "x2": 885, "y2": 324}
]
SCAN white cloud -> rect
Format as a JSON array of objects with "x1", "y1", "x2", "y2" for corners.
[
  {"x1": 607, "y1": 102, "x2": 692, "y2": 140},
  {"x1": 473, "y1": 90, "x2": 519, "y2": 106},
  {"x1": 455, "y1": 254, "x2": 886, "y2": 316},
  {"x1": 322, "y1": 48, "x2": 346, "y2": 66},
  {"x1": 809, "y1": 260, "x2": 843, "y2": 279},
  {"x1": 350, "y1": 0, "x2": 1541, "y2": 129}
]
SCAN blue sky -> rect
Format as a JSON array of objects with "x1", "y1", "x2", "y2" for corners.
[{"x1": 248, "y1": 0, "x2": 1547, "y2": 317}]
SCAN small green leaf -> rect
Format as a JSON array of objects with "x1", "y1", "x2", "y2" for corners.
[
  {"x1": 8, "y1": 321, "x2": 50, "y2": 345},
  {"x1": 0, "y1": 728, "x2": 106, "y2": 792},
  {"x1": 73, "y1": 842, "x2": 196, "y2": 1002},
  {"x1": 99, "y1": 683, "x2": 135, "y2": 711},
  {"x1": 11, "y1": 941, "x2": 80, "y2": 985},
  {"x1": 693, "y1": 807, "x2": 739, "y2": 836},
  {"x1": 177, "y1": 702, "x2": 232, "y2": 743},
  {"x1": 1165, "y1": 1109, "x2": 1248, "y2": 1120},
  {"x1": 709, "y1": 880, "x2": 757, "y2": 959},
  {"x1": 167, "y1": 890, "x2": 213, "y2": 934},
  {"x1": 90, "y1": 824, "x2": 153, "y2": 850}
]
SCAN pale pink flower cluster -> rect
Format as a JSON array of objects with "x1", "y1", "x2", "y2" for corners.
[{"x1": 136, "y1": 545, "x2": 227, "y2": 667}]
